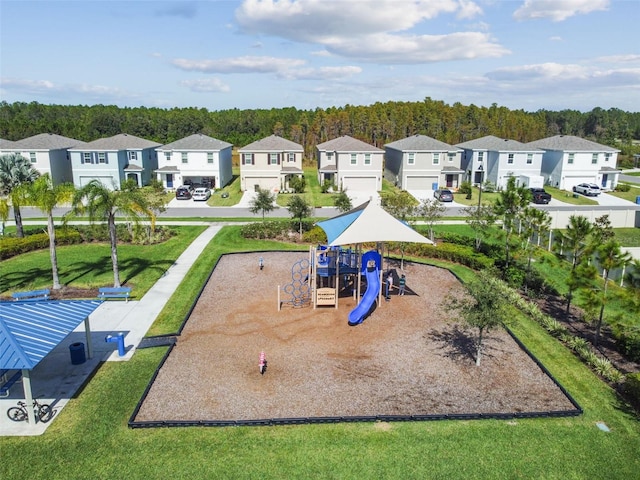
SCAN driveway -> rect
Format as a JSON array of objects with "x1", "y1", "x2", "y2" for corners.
[
  {"x1": 593, "y1": 192, "x2": 637, "y2": 207},
  {"x1": 408, "y1": 190, "x2": 465, "y2": 207}
]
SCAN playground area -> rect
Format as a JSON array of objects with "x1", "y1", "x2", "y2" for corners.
[{"x1": 133, "y1": 251, "x2": 576, "y2": 423}]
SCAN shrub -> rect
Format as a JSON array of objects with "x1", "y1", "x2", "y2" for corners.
[
  {"x1": 615, "y1": 183, "x2": 631, "y2": 192},
  {"x1": 613, "y1": 325, "x2": 640, "y2": 362},
  {"x1": 302, "y1": 226, "x2": 327, "y2": 244},
  {"x1": 402, "y1": 242, "x2": 493, "y2": 270},
  {"x1": 624, "y1": 373, "x2": 640, "y2": 410},
  {"x1": 458, "y1": 181, "x2": 472, "y2": 195},
  {"x1": 240, "y1": 221, "x2": 290, "y2": 239},
  {"x1": 0, "y1": 230, "x2": 83, "y2": 260}
]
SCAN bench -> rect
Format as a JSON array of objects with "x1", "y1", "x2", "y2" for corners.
[
  {"x1": 0, "y1": 370, "x2": 22, "y2": 397},
  {"x1": 97, "y1": 287, "x2": 131, "y2": 302},
  {"x1": 12, "y1": 289, "x2": 50, "y2": 302}
]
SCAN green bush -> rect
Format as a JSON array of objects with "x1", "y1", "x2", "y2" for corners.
[
  {"x1": 615, "y1": 183, "x2": 631, "y2": 192},
  {"x1": 613, "y1": 325, "x2": 640, "y2": 362},
  {"x1": 458, "y1": 181, "x2": 472, "y2": 195},
  {"x1": 0, "y1": 230, "x2": 83, "y2": 260},
  {"x1": 302, "y1": 226, "x2": 328, "y2": 244},
  {"x1": 624, "y1": 372, "x2": 640, "y2": 410},
  {"x1": 403, "y1": 242, "x2": 494, "y2": 270}
]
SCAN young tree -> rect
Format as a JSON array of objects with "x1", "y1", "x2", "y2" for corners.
[
  {"x1": 287, "y1": 195, "x2": 311, "y2": 236},
  {"x1": 140, "y1": 179, "x2": 167, "y2": 234},
  {"x1": 249, "y1": 188, "x2": 276, "y2": 220},
  {"x1": 462, "y1": 203, "x2": 496, "y2": 251},
  {"x1": 519, "y1": 206, "x2": 551, "y2": 293},
  {"x1": 417, "y1": 197, "x2": 446, "y2": 243},
  {"x1": 493, "y1": 177, "x2": 531, "y2": 270},
  {"x1": 29, "y1": 174, "x2": 75, "y2": 290},
  {"x1": 554, "y1": 215, "x2": 593, "y2": 313},
  {"x1": 380, "y1": 190, "x2": 418, "y2": 222},
  {"x1": 333, "y1": 191, "x2": 352, "y2": 213},
  {"x1": 0, "y1": 153, "x2": 40, "y2": 237},
  {"x1": 446, "y1": 272, "x2": 511, "y2": 366},
  {"x1": 68, "y1": 179, "x2": 152, "y2": 288}
]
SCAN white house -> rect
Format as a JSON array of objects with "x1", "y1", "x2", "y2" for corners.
[
  {"x1": 526, "y1": 135, "x2": 621, "y2": 191},
  {"x1": 316, "y1": 135, "x2": 384, "y2": 192},
  {"x1": 155, "y1": 134, "x2": 233, "y2": 190},
  {"x1": 238, "y1": 134, "x2": 304, "y2": 192},
  {"x1": 68, "y1": 133, "x2": 160, "y2": 189},
  {"x1": 384, "y1": 135, "x2": 463, "y2": 191},
  {"x1": 3, "y1": 133, "x2": 85, "y2": 185},
  {"x1": 456, "y1": 135, "x2": 545, "y2": 189},
  {"x1": 0, "y1": 138, "x2": 19, "y2": 154}
]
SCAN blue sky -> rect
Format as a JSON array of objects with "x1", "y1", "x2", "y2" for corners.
[{"x1": 1, "y1": 0, "x2": 638, "y2": 112}]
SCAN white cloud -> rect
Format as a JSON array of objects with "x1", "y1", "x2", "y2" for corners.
[
  {"x1": 235, "y1": 0, "x2": 498, "y2": 64},
  {"x1": 0, "y1": 77, "x2": 140, "y2": 102},
  {"x1": 180, "y1": 78, "x2": 231, "y2": 93},
  {"x1": 549, "y1": 36, "x2": 563, "y2": 41},
  {"x1": 595, "y1": 54, "x2": 640, "y2": 65},
  {"x1": 513, "y1": 0, "x2": 609, "y2": 22},
  {"x1": 172, "y1": 56, "x2": 306, "y2": 73},
  {"x1": 278, "y1": 65, "x2": 362, "y2": 80}
]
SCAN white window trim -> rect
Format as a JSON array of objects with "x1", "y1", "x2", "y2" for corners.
[
  {"x1": 507, "y1": 154, "x2": 514, "y2": 164},
  {"x1": 433, "y1": 153, "x2": 440, "y2": 165},
  {"x1": 181, "y1": 153, "x2": 188, "y2": 164},
  {"x1": 29, "y1": 152, "x2": 37, "y2": 163},
  {"x1": 407, "y1": 153, "x2": 415, "y2": 165},
  {"x1": 288, "y1": 152, "x2": 295, "y2": 163},
  {"x1": 526, "y1": 154, "x2": 532, "y2": 165},
  {"x1": 350, "y1": 153, "x2": 357, "y2": 165},
  {"x1": 165, "y1": 152, "x2": 171, "y2": 162},
  {"x1": 568, "y1": 153, "x2": 574, "y2": 164},
  {"x1": 207, "y1": 152, "x2": 214, "y2": 164},
  {"x1": 364, "y1": 153, "x2": 371, "y2": 165}
]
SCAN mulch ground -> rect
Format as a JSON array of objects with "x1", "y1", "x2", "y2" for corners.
[{"x1": 133, "y1": 252, "x2": 577, "y2": 423}]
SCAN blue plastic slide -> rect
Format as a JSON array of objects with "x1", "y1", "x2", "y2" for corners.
[{"x1": 348, "y1": 251, "x2": 381, "y2": 326}]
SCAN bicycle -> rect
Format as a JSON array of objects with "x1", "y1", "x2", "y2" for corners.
[{"x1": 6, "y1": 399, "x2": 53, "y2": 423}]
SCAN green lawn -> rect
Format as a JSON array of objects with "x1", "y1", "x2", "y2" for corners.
[
  {"x1": 608, "y1": 184, "x2": 640, "y2": 203},
  {"x1": 276, "y1": 167, "x2": 342, "y2": 208},
  {"x1": 208, "y1": 171, "x2": 243, "y2": 206},
  {"x1": 1, "y1": 227, "x2": 639, "y2": 479}
]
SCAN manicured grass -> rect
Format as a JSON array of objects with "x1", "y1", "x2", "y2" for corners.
[
  {"x1": 1, "y1": 234, "x2": 639, "y2": 479},
  {"x1": 544, "y1": 185, "x2": 599, "y2": 205},
  {"x1": 209, "y1": 172, "x2": 243, "y2": 206},
  {"x1": 0, "y1": 226, "x2": 206, "y2": 298},
  {"x1": 613, "y1": 227, "x2": 640, "y2": 247},
  {"x1": 608, "y1": 184, "x2": 640, "y2": 203},
  {"x1": 276, "y1": 167, "x2": 341, "y2": 208},
  {"x1": 452, "y1": 187, "x2": 501, "y2": 206}
]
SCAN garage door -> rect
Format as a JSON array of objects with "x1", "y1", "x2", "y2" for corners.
[
  {"x1": 79, "y1": 176, "x2": 115, "y2": 188},
  {"x1": 564, "y1": 176, "x2": 594, "y2": 191},
  {"x1": 342, "y1": 176, "x2": 377, "y2": 192},
  {"x1": 405, "y1": 176, "x2": 438, "y2": 190},
  {"x1": 245, "y1": 176, "x2": 279, "y2": 191}
]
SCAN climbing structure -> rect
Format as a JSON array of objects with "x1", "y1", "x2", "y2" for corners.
[{"x1": 281, "y1": 258, "x2": 311, "y2": 308}]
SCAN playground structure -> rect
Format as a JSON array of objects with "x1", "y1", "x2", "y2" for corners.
[{"x1": 279, "y1": 245, "x2": 384, "y2": 325}]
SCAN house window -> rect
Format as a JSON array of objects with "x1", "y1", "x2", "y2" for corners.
[
  {"x1": 288, "y1": 152, "x2": 295, "y2": 163},
  {"x1": 508, "y1": 154, "x2": 514, "y2": 164},
  {"x1": 592, "y1": 153, "x2": 598, "y2": 164},
  {"x1": 207, "y1": 152, "x2": 214, "y2": 164},
  {"x1": 129, "y1": 151, "x2": 137, "y2": 161},
  {"x1": 326, "y1": 152, "x2": 334, "y2": 162},
  {"x1": 243, "y1": 153, "x2": 253, "y2": 165},
  {"x1": 408, "y1": 153, "x2": 415, "y2": 165},
  {"x1": 364, "y1": 154, "x2": 371, "y2": 165},
  {"x1": 165, "y1": 152, "x2": 171, "y2": 162},
  {"x1": 350, "y1": 154, "x2": 357, "y2": 165},
  {"x1": 29, "y1": 152, "x2": 36, "y2": 163},
  {"x1": 605, "y1": 153, "x2": 611, "y2": 162},
  {"x1": 98, "y1": 153, "x2": 106, "y2": 164},
  {"x1": 568, "y1": 153, "x2": 574, "y2": 164},
  {"x1": 269, "y1": 153, "x2": 279, "y2": 165},
  {"x1": 526, "y1": 154, "x2": 533, "y2": 164},
  {"x1": 433, "y1": 153, "x2": 440, "y2": 165},
  {"x1": 478, "y1": 152, "x2": 484, "y2": 162},
  {"x1": 448, "y1": 152, "x2": 455, "y2": 162},
  {"x1": 82, "y1": 152, "x2": 92, "y2": 164},
  {"x1": 181, "y1": 153, "x2": 188, "y2": 164}
]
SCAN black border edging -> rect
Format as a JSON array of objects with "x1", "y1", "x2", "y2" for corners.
[{"x1": 129, "y1": 251, "x2": 582, "y2": 430}]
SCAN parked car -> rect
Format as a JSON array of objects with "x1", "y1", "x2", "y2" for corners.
[
  {"x1": 434, "y1": 188, "x2": 454, "y2": 202},
  {"x1": 175, "y1": 185, "x2": 193, "y2": 200},
  {"x1": 529, "y1": 188, "x2": 552, "y2": 204},
  {"x1": 573, "y1": 183, "x2": 601, "y2": 196},
  {"x1": 192, "y1": 187, "x2": 211, "y2": 202}
]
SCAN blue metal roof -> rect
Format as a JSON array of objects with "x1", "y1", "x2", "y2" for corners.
[{"x1": 0, "y1": 300, "x2": 103, "y2": 370}]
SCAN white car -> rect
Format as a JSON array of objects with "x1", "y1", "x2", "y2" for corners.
[
  {"x1": 192, "y1": 187, "x2": 211, "y2": 201},
  {"x1": 573, "y1": 183, "x2": 601, "y2": 196}
]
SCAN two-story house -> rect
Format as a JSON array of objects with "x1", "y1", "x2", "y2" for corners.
[
  {"x1": 526, "y1": 135, "x2": 620, "y2": 191},
  {"x1": 155, "y1": 134, "x2": 233, "y2": 190},
  {"x1": 316, "y1": 135, "x2": 384, "y2": 192},
  {"x1": 68, "y1": 133, "x2": 160, "y2": 189},
  {"x1": 7, "y1": 133, "x2": 85, "y2": 185},
  {"x1": 456, "y1": 135, "x2": 545, "y2": 189},
  {"x1": 384, "y1": 135, "x2": 463, "y2": 192},
  {"x1": 238, "y1": 135, "x2": 303, "y2": 192},
  {"x1": 0, "y1": 138, "x2": 19, "y2": 154}
]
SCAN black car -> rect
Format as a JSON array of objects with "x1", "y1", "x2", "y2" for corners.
[
  {"x1": 175, "y1": 185, "x2": 192, "y2": 200},
  {"x1": 529, "y1": 188, "x2": 551, "y2": 204}
]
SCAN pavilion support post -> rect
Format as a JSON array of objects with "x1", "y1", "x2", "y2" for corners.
[
  {"x1": 22, "y1": 369, "x2": 36, "y2": 424},
  {"x1": 84, "y1": 316, "x2": 93, "y2": 359}
]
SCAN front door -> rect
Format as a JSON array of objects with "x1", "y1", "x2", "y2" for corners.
[
  {"x1": 474, "y1": 171, "x2": 484, "y2": 185},
  {"x1": 601, "y1": 174, "x2": 607, "y2": 188},
  {"x1": 446, "y1": 174, "x2": 454, "y2": 188},
  {"x1": 166, "y1": 174, "x2": 173, "y2": 188}
]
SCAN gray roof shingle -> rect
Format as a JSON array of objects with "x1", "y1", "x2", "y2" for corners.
[
  {"x1": 239, "y1": 134, "x2": 303, "y2": 152},
  {"x1": 385, "y1": 135, "x2": 460, "y2": 152},
  {"x1": 317, "y1": 135, "x2": 383, "y2": 152},
  {"x1": 527, "y1": 135, "x2": 619, "y2": 152},
  {"x1": 11, "y1": 133, "x2": 86, "y2": 150},
  {"x1": 70, "y1": 133, "x2": 161, "y2": 151},
  {"x1": 456, "y1": 135, "x2": 543, "y2": 152},
  {"x1": 157, "y1": 134, "x2": 232, "y2": 151}
]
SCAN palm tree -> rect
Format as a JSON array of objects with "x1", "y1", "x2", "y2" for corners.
[
  {"x1": 0, "y1": 153, "x2": 40, "y2": 237},
  {"x1": 556, "y1": 215, "x2": 593, "y2": 313},
  {"x1": 29, "y1": 174, "x2": 75, "y2": 289},
  {"x1": 69, "y1": 179, "x2": 151, "y2": 288}
]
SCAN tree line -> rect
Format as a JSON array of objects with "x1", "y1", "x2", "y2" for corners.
[{"x1": 1, "y1": 99, "x2": 639, "y2": 161}]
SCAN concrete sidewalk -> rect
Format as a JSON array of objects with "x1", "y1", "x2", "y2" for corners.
[{"x1": 0, "y1": 225, "x2": 222, "y2": 436}]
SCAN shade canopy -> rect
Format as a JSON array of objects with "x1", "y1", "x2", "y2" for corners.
[
  {"x1": 317, "y1": 201, "x2": 433, "y2": 246},
  {"x1": 0, "y1": 300, "x2": 102, "y2": 370}
]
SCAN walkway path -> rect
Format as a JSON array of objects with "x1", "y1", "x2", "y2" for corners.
[{"x1": 0, "y1": 225, "x2": 222, "y2": 436}]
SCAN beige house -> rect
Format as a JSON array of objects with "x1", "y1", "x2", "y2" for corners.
[{"x1": 238, "y1": 135, "x2": 304, "y2": 192}]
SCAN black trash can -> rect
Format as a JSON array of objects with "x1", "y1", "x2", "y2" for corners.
[{"x1": 69, "y1": 342, "x2": 86, "y2": 365}]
